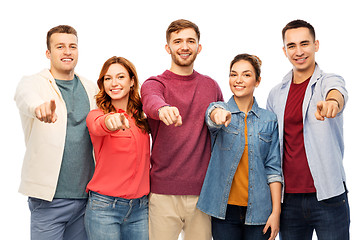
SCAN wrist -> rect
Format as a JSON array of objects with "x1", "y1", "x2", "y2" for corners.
[{"x1": 326, "y1": 98, "x2": 340, "y2": 109}]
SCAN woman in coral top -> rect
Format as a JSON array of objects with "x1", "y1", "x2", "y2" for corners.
[
  {"x1": 197, "y1": 54, "x2": 282, "y2": 240},
  {"x1": 84, "y1": 56, "x2": 150, "y2": 240}
]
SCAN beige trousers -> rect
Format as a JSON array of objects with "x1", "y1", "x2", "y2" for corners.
[{"x1": 149, "y1": 193, "x2": 211, "y2": 240}]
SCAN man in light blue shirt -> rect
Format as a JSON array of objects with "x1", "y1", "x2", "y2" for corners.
[{"x1": 267, "y1": 19, "x2": 350, "y2": 240}]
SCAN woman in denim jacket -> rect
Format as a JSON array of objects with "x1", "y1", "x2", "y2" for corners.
[{"x1": 197, "y1": 54, "x2": 282, "y2": 240}]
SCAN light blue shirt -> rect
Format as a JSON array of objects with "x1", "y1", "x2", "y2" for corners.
[{"x1": 266, "y1": 64, "x2": 348, "y2": 201}]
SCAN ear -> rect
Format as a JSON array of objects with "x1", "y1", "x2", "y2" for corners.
[
  {"x1": 282, "y1": 46, "x2": 287, "y2": 58},
  {"x1": 197, "y1": 44, "x2": 202, "y2": 54},
  {"x1": 130, "y1": 77, "x2": 135, "y2": 88},
  {"x1": 46, "y1": 49, "x2": 51, "y2": 59},
  {"x1": 255, "y1": 77, "x2": 261, "y2": 87},
  {"x1": 315, "y1": 40, "x2": 319, "y2": 52},
  {"x1": 165, "y1": 44, "x2": 171, "y2": 54}
]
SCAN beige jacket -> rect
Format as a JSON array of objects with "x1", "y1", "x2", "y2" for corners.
[{"x1": 15, "y1": 69, "x2": 97, "y2": 201}]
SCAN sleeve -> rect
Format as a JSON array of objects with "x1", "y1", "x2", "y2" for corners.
[
  {"x1": 14, "y1": 76, "x2": 45, "y2": 118},
  {"x1": 264, "y1": 119, "x2": 283, "y2": 184},
  {"x1": 205, "y1": 102, "x2": 228, "y2": 136},
  {"x1": 140, "y1": 79, "x2": 169, "y2": 120},
  {"x1": 266, "y1": 87, "x2": 276, "y2": 114},
  {"x1": 322, "y1": 74, "x2": 348, "y2": 113},
  {"x1": 86, "y1": 110, "x2": 120, "y2": 136}
]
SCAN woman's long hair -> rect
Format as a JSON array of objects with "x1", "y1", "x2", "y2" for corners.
[{"x1": 96, "y1": 56, "x2": 149, "y2": 133}]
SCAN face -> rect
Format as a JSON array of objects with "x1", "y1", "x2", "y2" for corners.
[
  {"x1": 283, "y1": 27, "x2": 319, "y2": 74},
  {"x1": 229, "y1": 60, "x2": 260, "y2": 100},
  {"x1": 103, "y1": 63, "x2": 134, "y2": 108},
  {"x1": 46, "y1": 33, "x2": 78, "y2": 78},
  {"x1": 165, "y1": 28, "x2": 202, "y2": 68}
]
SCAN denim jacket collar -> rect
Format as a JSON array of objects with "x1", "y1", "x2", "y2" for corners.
[{"x1": 227, "y1": 96, "x2": 260, "y2": 119}]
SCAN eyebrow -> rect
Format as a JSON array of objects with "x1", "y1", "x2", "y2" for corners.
[
  {"x1": 231, "y1": 70, "x2": 252, "y2": 74},
  {"x1": 286, "y1": 40, "x2": 311, "y2": 47}
]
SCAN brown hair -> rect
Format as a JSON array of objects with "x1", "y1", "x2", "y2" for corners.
[
  {"x1": 46, "y1": 25, "x2": 77, "y2": 50},
  {"x1": 96, "y1": 56, "x2": 149, "y2": 133},
  {"x1": 166, "y1": 19, "x2": 200, "y2": 43},
  {"x1": 230, "y1": 54, "x2": 262, "y2": 81},
  {"x1": 282, "y1": 19, "x2": 316, "y2": 42}
]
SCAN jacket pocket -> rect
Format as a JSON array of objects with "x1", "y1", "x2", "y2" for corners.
[
  {"x1": 258, "y1": 132, "x2": 272, "y2": 158},
  {"x1": 219, "y1": 124, "x2": 240, "y2": 151}
]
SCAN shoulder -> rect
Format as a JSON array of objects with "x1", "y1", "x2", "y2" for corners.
[{"x1": 255, "y1": 103, "x2": 278, "y2": 122}]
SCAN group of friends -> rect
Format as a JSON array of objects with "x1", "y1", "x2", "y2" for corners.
[{"x1": 14, "y1": 19, "x2": 350, "y2": 240}]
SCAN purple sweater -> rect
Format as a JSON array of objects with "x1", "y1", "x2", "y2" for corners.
[{"x1": 141, "y1": 70, "x2": 223, "y2": 195}]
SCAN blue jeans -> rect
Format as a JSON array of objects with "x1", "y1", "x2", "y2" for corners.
[
  {"x1": 280, "y1": 191, "x2": 350, "y2": 240},
  {"x1": 212, "y1": 205, "x2": 270, "y2": 240},
  {"x1": 85, "y1": 191, "x2": 149, "y2": 240},
  {"x1": 28, "y1": 197, "x2": 87, "y2": 240}
]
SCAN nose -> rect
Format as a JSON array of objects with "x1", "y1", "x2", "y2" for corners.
[
  {"x1": 64, "y1": 46, "x2": 71, "y2": 55},
  {"x1": 295, "y1": 46, "x2": 304, "y2": 56},
  {"x1": 180, "y1": 42, "x2": 189, "y2": 50},
  {"x1": 235, "y1": 76, "x2": 243, "y2": 84},
  {"x1": 111, "y1": 78, "x2": 119, "y2": 86}
]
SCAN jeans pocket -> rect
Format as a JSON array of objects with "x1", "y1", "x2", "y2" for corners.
[
  {"x1": 318, "y1": 192, "x2": 347, "y2": 208},
  {"x1": 89, "y1": 195, "x2": 112, "y2": 210},
  {"x1": 28, "y1": 197, "x2": 44, "y2": 213}
]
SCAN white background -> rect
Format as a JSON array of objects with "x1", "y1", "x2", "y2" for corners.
[{"x1": 1, "y1": 0, "x2": 358, "y2": 239}]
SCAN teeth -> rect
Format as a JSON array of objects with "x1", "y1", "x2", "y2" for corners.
[{"x1": 62, "y1": 59, "x2": 72, "y2": 62}]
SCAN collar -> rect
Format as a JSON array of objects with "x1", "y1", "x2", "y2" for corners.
[{"x1": 227, "y1": 96, "x2": 260, "y2": 118}]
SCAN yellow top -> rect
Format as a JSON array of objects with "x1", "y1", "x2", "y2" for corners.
[{"x1": 228, "y1": 114, "x2": 248, "y2": 206}]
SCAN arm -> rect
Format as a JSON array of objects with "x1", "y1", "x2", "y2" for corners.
[
  {"x1": 14, "y1": 76, "x2": 57, "y2": 123},
  {"x1": 141, "y1": 79, "x2": 182, "y2": 126},
  {"x1": 263, "y1": 182, "x2": 282, "y2": 240},
  {"x1": 315, "y1": 89, "x2": 345, "y2": 121},
  {"x1": 210, "y1": 108, "x2": 231, "y2": 127},
  {"x1": 86, "y1": 110, "x2": 129, "y2": 136}
]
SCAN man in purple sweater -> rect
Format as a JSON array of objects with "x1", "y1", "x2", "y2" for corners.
[{"x1": 141, "y1": 19, "x2": 223, "y2": 240}]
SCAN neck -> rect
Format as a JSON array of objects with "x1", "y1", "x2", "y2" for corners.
[
  {"x1": 50, "y1": 68, "x2": 75, "y2": 81},
  {"x1": 292, "y1": 64, "x2": 316, "y2": 84},
  {"x1": 169, "y1": 63, "x2": 194, "y2": 76},
  {"x1": 234, "y1": 95, "x2": 254, "y2": 113},
  {"x1": 112, "y1": 98, "x2": 129, "y2": 113}
]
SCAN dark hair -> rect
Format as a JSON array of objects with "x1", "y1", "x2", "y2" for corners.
[
  {"x1": 230, "y1": 54, "x2": 262, "y2": 81},
  {"x1": 282, "y1": 19, "x2": 316, "y2": 42},
  {"x1": 166, "y1": 19, "x2": 200, "y2": 43},
  {"x1": 96, "y1": 56, "x2": 149, "y2": 133},
  {"x1": 46, "y1": 25, "x2": 77, "y2": 50}
]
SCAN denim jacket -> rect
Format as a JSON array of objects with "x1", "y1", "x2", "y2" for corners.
[{"x1": 197, "y1": 97, "x2": 282, "y2": 225}]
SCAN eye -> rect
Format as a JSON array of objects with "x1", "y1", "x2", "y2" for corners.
[{"x1": 104, "y1": 77, "x2": 111, "y2": 81}]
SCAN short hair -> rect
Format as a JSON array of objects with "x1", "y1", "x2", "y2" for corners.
[
  {"x1": 166, "y1": 19, "x2": 200, "y2": 43},
  {"x1": 230, "y1": 54, "x2": 262, "y2": 82},
  {"x1": 282, "y1": 19, "x2": 316, "y2": 42},
  {"x1": 46, "y1": 25, "x2": 77, "y2": 50}
]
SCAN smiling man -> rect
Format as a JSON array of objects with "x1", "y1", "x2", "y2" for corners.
[
  {"x1": 141, "y1": 19, "x2": 223, "y2": 240},
  {"x1": 14, "y1": 25, "x2": 97, "y2": 240},
  {"x1": 267, "y1": 19, "x2": 350, "y2": 240}
]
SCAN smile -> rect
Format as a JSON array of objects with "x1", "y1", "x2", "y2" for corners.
[{"x1": 61, "y1": 58, "x2": 73, "y2": 62}]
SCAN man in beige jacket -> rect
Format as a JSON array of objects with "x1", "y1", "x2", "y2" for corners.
[{"x1": 14, "y1": 25, "x2": 97, "y2": 240}]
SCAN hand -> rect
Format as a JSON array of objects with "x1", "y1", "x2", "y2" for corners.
[
  {"x1": 315, "y1": 100, "x2": 339, "y2": 121},
  {"x1": 263, "y1": 212, "x2": 280, "y2": 240},
  {"x1": 35, "y1": 100, "x2": 57, "y2": 123},
  {"x1": 105, "y1": 113, "x2": 130, "y2": 131},
  {"x1": 211, "y1": 108, "x2": 231, "y2": 127},
  {"x1": 158, "y1": 106, "x2": 182, "y2": 127}
]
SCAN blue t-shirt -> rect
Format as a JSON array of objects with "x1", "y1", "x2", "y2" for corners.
[{"x1": 54, "y1": 75, "x2": 94, "y2": 199}]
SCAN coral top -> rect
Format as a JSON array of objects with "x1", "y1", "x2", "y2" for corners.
[{"x1": 86, "y1": 108, "x2": 150, "y2": 199}]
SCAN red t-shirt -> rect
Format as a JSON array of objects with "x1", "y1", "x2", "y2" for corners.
[{"x1": 283, "y1": 77, "x2": 316, "y2": 193}]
